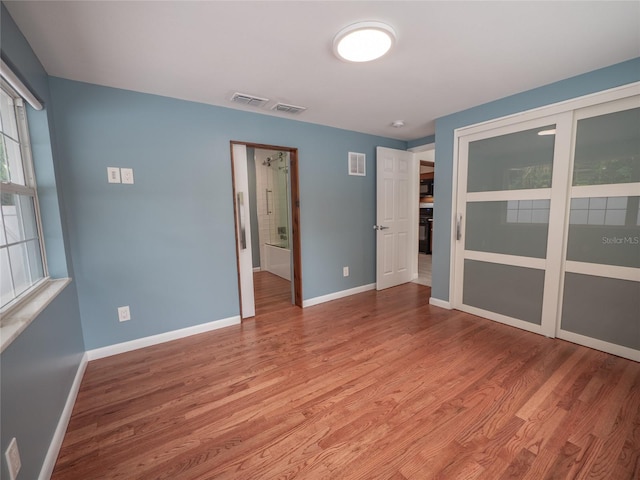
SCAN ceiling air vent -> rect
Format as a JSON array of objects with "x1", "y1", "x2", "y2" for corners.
[
  {"x1": 272, "y1": 103, "x2": 307, "y2": 115},
  {"x1": 231, "y1": 92, "x2": 269, "y2": 108}
]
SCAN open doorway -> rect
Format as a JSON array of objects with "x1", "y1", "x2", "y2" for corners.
[
  {"x1": 413, "y1": 144, "x2": 435, "y2": 287},
  {"x1": 252, "y1": 148, "x2": 294, "y2": 315},
  {"x1": 230, "y1": 142, "x2": 302, "y2": 319}
]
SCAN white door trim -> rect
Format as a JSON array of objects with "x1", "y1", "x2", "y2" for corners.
[{"x1": 450, "y1": 85, "x2": 640, "y2": 360}]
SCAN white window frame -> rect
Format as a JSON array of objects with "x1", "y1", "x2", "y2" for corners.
[{"x1": 0, "y1": 78, "x2": 50, "y2": 316}]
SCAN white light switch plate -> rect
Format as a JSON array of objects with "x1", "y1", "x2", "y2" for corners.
[
  {"x1": 107, "y1": 167, "x2": 121, "y2": 183},
  {"x1": 121, "y1": 167, "x2": 134, "y2": 184}
]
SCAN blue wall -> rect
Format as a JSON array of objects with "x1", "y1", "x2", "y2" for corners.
[
  {"x1": 431, "y1": 58, "x2": 640, "y2": 302},
  {"x1": 48, "y1": 77, "x2": 406, "y2": 349},
  {"x1": 1, "y1": 284, "x2": 85, "y2": 480},
  {"x1": 0, "y1": 4, "x2": 85, "y2": 479}
]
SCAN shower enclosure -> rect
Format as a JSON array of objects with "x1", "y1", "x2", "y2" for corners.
[{"x1": 254, "y1": 150, "x2": 292, "y2": 280}]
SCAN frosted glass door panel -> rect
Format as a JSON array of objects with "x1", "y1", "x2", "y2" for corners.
[
  {"x1": 465, "y1": 200, "x2": 550, "y2": 258},
  {"x1": 573, "y1": 107, "x2": 640, "y2": 186},
  {"x1": 463, "y1": 260, "x2": 545, "y2": 325},
  {"x1": 559, "y1": 98, "x2": 640, "y2": 359},
  {"x1": 567, "y1": 196, "x2": 640, "y2": 268},
  {"x1": 562, "y1": 274, "x2": 640, "y2": 350},
  {"x1": 467, "y1": 125, "x2": 555, "y2": 192}
]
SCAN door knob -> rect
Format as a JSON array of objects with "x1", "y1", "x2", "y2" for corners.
[{"x1": 373, "y1": 225, "x2": 390, "y2": 231}]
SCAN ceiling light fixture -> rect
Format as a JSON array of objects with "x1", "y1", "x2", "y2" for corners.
[
  {"x1": 391, "y1": 120, "x2": 405, "y2": 128},
  {"x1": 333, "y1": 21, "x2": 396, "y2": 62}
]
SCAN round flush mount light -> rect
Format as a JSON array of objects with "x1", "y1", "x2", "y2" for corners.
[
  {"x1": 391, "y1": 120, "x2": 405, "y2": 128},
  {"x1": 333, "y1": 21, "x2": 396, "y2": 62}
]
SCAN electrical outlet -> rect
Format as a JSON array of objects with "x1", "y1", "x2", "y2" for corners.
[
  {"x1": 5, "y1": 437, "x2": 21, "y2": 480},
  {"x1": 107, "y1": 167, "x2": 121, "y2": 183},
  {"x1": 121, "y1": 167, "x2": 134, "y2": 184},
  {"x1": 118, "y1": 306, "x2": 131, "y2": 322},
  {"x1": 343, "y1": 266, "x2": 349, "y2": 277}
]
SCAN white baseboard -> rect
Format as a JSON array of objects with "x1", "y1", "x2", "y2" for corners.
[
  {"x1": 558, "y1": 329, "x2": 640, "y2": 362},
  {"x1": 303, "y1": 283, "x2": 376, "y2": 308},
  {"x1": 252, "y1": 267, "x2": 261, "y2": 272},
  {"x1": 429, "y1": 297, "x2": 452, "y2": 310},
  {"x1": 39, "y1": 352, "x2": 88, "y2": 480},
  {"x1": 87, "y1": 315, "x2": 241, "y2": 361}
]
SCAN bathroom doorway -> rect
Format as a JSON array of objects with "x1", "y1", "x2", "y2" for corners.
[{"x1": 230, "y1": 141, "x2": 302, "y2": 319}]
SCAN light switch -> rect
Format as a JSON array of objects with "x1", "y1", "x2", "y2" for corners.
[
  {"x1": 107, "y1": 167, "x2": 121, "y2": 183},
  {"x1": 121, "y1": 168, "x2": 134, "y2": 184}
]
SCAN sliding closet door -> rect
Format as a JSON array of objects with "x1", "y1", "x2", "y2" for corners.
[
  {"x1": 558, "y1": 98, "x2": 640, "y2": 360},
  {"x1": 454, "y1": 114, "x2": 572, "y2": 336}
]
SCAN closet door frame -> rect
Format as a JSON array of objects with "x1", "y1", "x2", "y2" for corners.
[{"x1": 449, "y1": 82, "x2": 640, "y2": 359}]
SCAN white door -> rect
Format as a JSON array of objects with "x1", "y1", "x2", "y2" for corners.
[
  {"x1": 452, "y1": 92, "x2": 640, "y2": 361},
  {"x1": 376, "y1": 147, "x2": 417, "y2": 290},
  {"x1": 232, "y1": 143, "x2": 255, "y2": 318},
  {"x1": 556, "y1": 98, "x2": 640, "y2": 361},
  {"x1": 453, "y1": 114, "x2": 571, "y2": 337}
]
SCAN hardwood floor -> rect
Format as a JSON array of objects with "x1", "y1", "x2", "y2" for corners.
[
  {"x1": 253, "y1": 270, "x2": 292, "y2": 316},
  {"x1": 52, "y1": 283, "x2": 640, "y2": 479},
  {"x1": 413, "y1": 253, "x2": 432, "y2": 287}
]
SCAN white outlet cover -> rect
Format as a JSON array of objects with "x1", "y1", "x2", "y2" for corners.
[
  {"x1": 107, "y1": 167, "x2": 121, "y2": 183},
  {"x1": 118, "y1": 306, "x2": 131, "y2": 322},
  {"x1": 121, "y1": 167, "x2": 134, "y2": 184},
  {"x1": 5, "y1": 437, "x2": 21, "y2": 480}
]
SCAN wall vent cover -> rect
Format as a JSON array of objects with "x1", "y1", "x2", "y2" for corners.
[
  {"x1": 231, "y1": 92, "x2": 269, "y2": 107},
  {"x1": 348, "y1": 152, "x2": 366, "y2": 176},
  {"x1": 272, "y1": 103, "x2": 307, "y2": 115}
]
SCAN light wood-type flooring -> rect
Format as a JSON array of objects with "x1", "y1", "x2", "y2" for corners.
[
  {"x1": 253, "y1": 270, "x2": 292, "y2": 316},
  {"x1": 413, "y1": 253, "x2": 432, "y2": 287},
  {"x1": 52, "y1": 282, "x2": 639, "y2": 479}
]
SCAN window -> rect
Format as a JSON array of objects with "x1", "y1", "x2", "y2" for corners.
[{"x1": 0, "y1": 80, "x2": 47, "y2": 311}]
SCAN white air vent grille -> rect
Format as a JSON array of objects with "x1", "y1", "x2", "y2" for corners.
[
  {"x1": 231, "y1": 92, "x2": 269, "y2": 107},
  {"x1": 348, "y1": 152, "x2": 366, "y2": 176},
  {"x1": 272, "y1": 103, "x2": 307, "y2": 115}
]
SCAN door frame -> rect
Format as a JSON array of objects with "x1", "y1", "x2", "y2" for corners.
[
  {"x1": 448, "y1": 82, "x2": 640, "y2": 361},
  {"x1": 230, "y1": 141, "x2": 303, "y2": 316}
]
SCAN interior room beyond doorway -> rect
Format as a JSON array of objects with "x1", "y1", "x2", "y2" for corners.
[
  {"x1": 249, "y1": 148, "x2": 293, "y2": 313},
  {"x1": 415, "y1": 149, "x2": 434, "y2": 287}
]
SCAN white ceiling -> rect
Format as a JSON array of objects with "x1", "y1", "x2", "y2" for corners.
[{"x1": 5, "y1": 1, "x2": 639, "y2": 141}]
